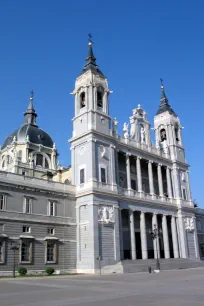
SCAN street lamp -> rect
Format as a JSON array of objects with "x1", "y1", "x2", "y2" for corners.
[
  {"x1": 10, "y1": 242, "x2": 20, "y2": 278},
  {"x1": 149, "y1": 224, "x2": 162, "y2": 271}
]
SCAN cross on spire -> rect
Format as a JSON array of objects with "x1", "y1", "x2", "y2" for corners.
[
  {"x1": 88, "y1": 33, "x2": 93, "y2": 43},
  {"x1": 30, "y1": 90, "x2": 34, "y2": 99},
  {"x1": 160, "y1": 78, "x2": 164, "y2": 87}
]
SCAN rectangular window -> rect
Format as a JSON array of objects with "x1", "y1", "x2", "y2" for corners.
[
  {"x1": 22, "y1": 226, "x2": 31, "y2": 233},
  {"x1": 21, "y1": 241, "x2": 31, "y2": 262},
  {"x1": 46, "y1": 242, "x2": 56, "y2": 263},
  {"x1": 80, "y1": 168, "x2": 85, "y2": 184},
  {"x1": 100, "y1": 167, "x2": 106, "y2": 183},
  {"x1": 0, "y1": 240, "x2": 5, "y2": 263},
  {"x1": 48, "y1": 201, "x2": 55, "y2": 216},
  {"x1": 47, "y1": 228, "x2": 55, "y2": 235},
  {"x1": 0, "y1": 195, "x2": 6, "y2": 211},
  {"x1": 182, "y1": 188, "x2": 187, "y2": 200},
  {"x1": 24, "y1": 198, "x2": 32, "y2": 214}
]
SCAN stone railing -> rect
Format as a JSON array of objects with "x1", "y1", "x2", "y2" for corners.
[
  {"x1": 0, "y1": 170, "x2": 75, "y2": 194},
  {"x1": 117, "y1": 136, "x2": 169, "y2": 159},
  {"x1": 91, "y1": 181, "x2": 177, "y2": 205}
]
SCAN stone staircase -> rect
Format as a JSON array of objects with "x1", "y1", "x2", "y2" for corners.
[{"x1": 122, "y1": 258, "x2": 204, "y2": 273}]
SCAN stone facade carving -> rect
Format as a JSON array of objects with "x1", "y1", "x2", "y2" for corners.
[
  {"x1": 184, "y1": 217, "x2": 194, "y2": 232},
  {"x1": 140, "y1": 126, "x2": 146, "y2": 144},
  {"x1": 98, "y1": 206, "x2": 114, "y2": 224},
  {"x1": 123, "y1": 123, "x2": 129, "y2": 139}
]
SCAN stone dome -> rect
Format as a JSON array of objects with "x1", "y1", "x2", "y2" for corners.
[
  {"x1": 1, "y1": 94, "x2": 54, "y2": 150},
  {"x1": 1, "y1": 124, "x2": 54, "y2": 150}
]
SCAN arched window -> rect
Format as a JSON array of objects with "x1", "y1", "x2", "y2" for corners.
[
  {"x1": 34, "y1": 154, "x2": 50, "y2": 169},
  {"x1": 97, "y1": 87, "x2": 104, "y2": 108},
  {"x1": 80, "y1": 92, "x2": 86, "y2": 108},
  {"x1": 160, "y1": 128, "x2": 167, "y2": 142},
  {"x1": 36, "y1": 154, "x2": 43, "y2": 166},
  {"x1": 45, "y1": 158, "x2": 49, "y2": 169},
  {"x1": 18, "y1": 150, "x2": 22, "y2": 161},
  {"x1": 175, "y1": 125, "x2": 179, "y2": 142},
  {"x1": 7, "y1": 155, "x2": 12, "y2": 164},
  {"x1": 2, "y1": 161, "x2": 5, "y2": 169}
]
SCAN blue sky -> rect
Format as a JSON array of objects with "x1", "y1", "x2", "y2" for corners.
[{"x1": 0, "y1": 1, "x2": 204, "y2": 206}]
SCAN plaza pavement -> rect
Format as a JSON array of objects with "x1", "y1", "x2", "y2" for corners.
[{"x1": 0, "y1": 268, "x2": 204, "y2": 306}]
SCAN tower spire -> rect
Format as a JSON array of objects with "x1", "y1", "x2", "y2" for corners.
[
  {"x1": 79, "y1": 35, "x2": 105, "y2": 77},
  {"x1": 156, "y1": 79, "x2": 177, "y2": 116},
  {"x1": 24, "y1": 91, "x2": 38, "y2": 126}
]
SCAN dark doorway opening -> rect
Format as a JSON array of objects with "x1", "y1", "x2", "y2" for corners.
[{"x1": 135, "y1": 232, "x2": 142, "y2": 259}]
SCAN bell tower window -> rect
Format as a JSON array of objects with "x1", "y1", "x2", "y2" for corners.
[
  {"x1": 80, "y1": 92, "x2": 86, "y2": 108},
  {"x1": 160, "y1": 128, "x2": 167, "y2": 142},
  {"x1": 175, "y1": 125, "x2": 179, "y2": 142},
  {"x1": 97, "y1": 87, "x2": 104, "y2": 108}
]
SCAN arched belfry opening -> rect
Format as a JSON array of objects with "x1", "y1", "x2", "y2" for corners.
[
  {"x1": 80, "y1": 92, "x2": 86, "y2": 108},
  {"x1": 175, "y1": 125, "x2": 179, "y2": 142},
  {"x1": 97, "y1": 87, "x2": 104, "y2": 108},
  {"x1": 160, "y1": 128, "x2": 167, "y2": 142}
]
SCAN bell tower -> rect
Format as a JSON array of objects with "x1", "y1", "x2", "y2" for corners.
[
  {"x1": 72, "y1": 38, "x2": 111, "y2": 138},
  {"x1": 154, "y1": 80, "x2": 185, "y2": 163}
]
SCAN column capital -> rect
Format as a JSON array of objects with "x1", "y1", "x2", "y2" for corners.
[
  {"x1": 136, "y1": 156, "x2": 142, "y2": 160},
  {"x1": 110, "y1": 144, "x2": 116, "y2": 149},
  {"x1": 126, "y1": 152, "x2": 131, "y2": 157},
  {"x1": 140, "y1": 211, "x2": 146, "y2": 215},
  {"x1": 158, "y1": 163, "x2": 163, "y2": 167},
  {"x1": 148, "y1": 160, "x2": 154, "y2": 164}
]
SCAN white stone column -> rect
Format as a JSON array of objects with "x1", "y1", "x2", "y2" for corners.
[
  {"x1": 126, "y1": 153, "x2": 131, "y2": 191},
  {"x1": 136, "y1": 157, "x2": 142, "y2": 192},
  {"x1": 186, "y1": 170, "x2": 192, "y2": 202},
  {"x1": 152, "y1": 213, "x2": 160, "y2": 259},
  {"x1": 171, "y1": 216, "x2": 179, "y2": 258},
  {"x1": 93, "y1": 86, "x2": 97, "y2": 110},
  {"x1": 172, "y1": 164, "x2": 181, "y2": 199},
  {"x1": 177, "y1": 211, "x2": 188, "y2": 258},
  {"x1": 166, "y1": 167, "x2": 173, "y2": 198},
  {"x1": 119, "y1": 209, "x2": 124, "y2": 260},
  {"x1": 110, "y1": 145, "x2": 117, "y2": 190},
  {"x1": 192, "y1": 217, "x2": 200, "y2": 259},
  {"x1": 162, "y1": 215, "x2": 170, "y2": 259},
  {"x1": 157, "y1": 164, "x2": 164, "y2": 197},
  {"x1": 75, "y1": 92, "x2": 79, "y2": 115},
  {"x1": 129, "y1": 210, "x2": 136, "y2": 260},
  {"x1": 148, "y1": 160, "x2": 155, "y2": 195},
  {"x1": 140, "y1": 211, "x2": 148, "y2": 259},
  {"x1": 71, "y1": 146, "x2": 75, "y2": 185}
]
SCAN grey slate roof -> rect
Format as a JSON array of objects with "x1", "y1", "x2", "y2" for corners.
[
  {"x1": 1, "y1": 97, "x2": 54, "y2": 150},
  {"x1": 79, "y1": 43, "x2": 105, "y2": 77},
  {"x1": 156, "y1": 85, "x2": 177, "y2": 116}
]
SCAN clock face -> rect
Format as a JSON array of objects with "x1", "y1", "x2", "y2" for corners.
[{"x1": 131, "y1": 165, "x2": 136, "y2": 173}]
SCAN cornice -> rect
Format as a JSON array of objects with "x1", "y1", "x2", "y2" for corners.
[{"x1": 75, "y1": 188, "x2": 179, "y2": 212}]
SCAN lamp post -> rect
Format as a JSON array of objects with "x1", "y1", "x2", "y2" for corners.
[
  {"x1": 10, "y1": 242, "x2": 20, "y2": 278},
  {"x1": 149, "y1": 224, "x2": 162, "y2": 271}
]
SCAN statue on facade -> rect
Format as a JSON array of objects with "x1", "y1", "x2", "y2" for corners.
[
  {"x1": 98, "y1": 206, "x2": 114, "y2": 224},
  {"x1": 184, "y1": 217, "x2": 194, "y2": 232},
  {"x1": 112, "y1": 117, "x2": 118, "y2": 136},
  {"x1": 140, "y1": 126, "x2": 146, "y2": 144},
  {"x1": 123, "y1": 122, "x2": 129, "y2": 139}
]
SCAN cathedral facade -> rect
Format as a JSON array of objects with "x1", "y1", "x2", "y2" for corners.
[{"x1": 0, "y1": 41, "x2": 203, "y2": 275}]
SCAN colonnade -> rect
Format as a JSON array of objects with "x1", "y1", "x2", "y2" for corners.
[
  {"x1": 121, "y1": 210, "x2": 180, "y2": 260},
  {"x1": 125, "y1": 153, "x2": 173, "y2": 198}
]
